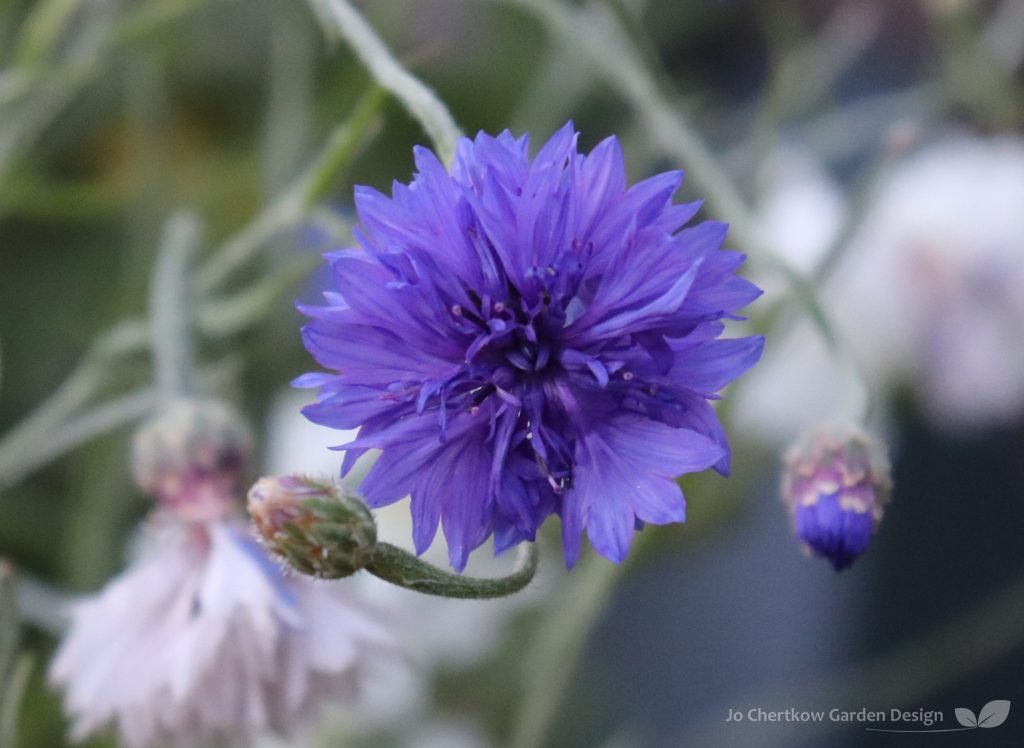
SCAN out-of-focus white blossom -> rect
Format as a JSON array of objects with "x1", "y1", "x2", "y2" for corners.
[
  {"x1": 739, "y1": 136, "x2": 1024, "y2": 438},
  {"x1": 49, "y1": 514, "x2": 396, "y2": 748}
]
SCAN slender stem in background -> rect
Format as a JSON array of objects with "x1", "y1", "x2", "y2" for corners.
[
  {"x1": 746, "y1": 1, "x2": 881, "y2": 166},
  {"x1": 511, "y1": 551, "x2": 623, "y2": 748},
  {"x1": 497, "y1": 0, "x2": 753, "y2": 230},
  {"x1": 12, "y1": 0, "x2": 82, "y2": 66},
  {"x1": 0, "y1": 83, "x2": 77, "y2": 185},
  {"x1": 0, "y1": 561, "x2": 32, "y2": 748},
  {"x1": 263, "y1": 0, "x2": 316, "y2": 199},
  {"x1": 0, "y1": 562, "x2": 17, "y2": 682},
  {"x1": 194, "y1": 257, "x2": 318, "y2": 339},
  {"x1": 0, "y1": 655, "x2": 31, "y2": 748},
  {"x1": 0, "y1": 584, "x2": 20, "y2": 748},
  {"x1": 790, "y1": 84, "x2": 944, "y2": 165},
  {"x1": 308, "y1": 0, "x2": 464, "y2": 165},
  {"x1": 302, "y1": 88, "x2": 387, "y2": 204},
  {"x1": 0, "y1": 390, "x2": 156, "y2": 493},
  {"x1": 0, "y1": 0, "x2": 222, "y2": 108},
  {"x1": 0, "y1": 322, "x2": 146, "y2": 491},
  {"x1": 0, "y1": 0, "x2": 220, "y2": 186},
  {"x1": 195, "y1": 86, "x2": 386, "y2": 293},
  {"x1": 11, "y1": 573, "x2": 69, "y2": 637},
  {"x1": 150, "y1": 213, "x2": 201, "y2": 403},
  {"x1": 367, "y1": 542, "x2": 538, "y2": 599},
  {"x1": 928, "y1": 0, "x2": 1024, "y2": 128},
  {"x1": 983, "y1": 0, "x2": 1024, "y2": 72}
]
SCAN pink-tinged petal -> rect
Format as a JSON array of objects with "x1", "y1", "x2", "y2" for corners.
[{"x1": 49, "y1": 516, "x2": 398, "y2": 747}]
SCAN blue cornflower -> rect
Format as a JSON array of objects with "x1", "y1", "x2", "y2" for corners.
[{"x1": 297, "y1": 122, "x2": 764, "y2": 570}]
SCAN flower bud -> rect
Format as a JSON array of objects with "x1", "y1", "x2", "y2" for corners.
[
  {"x1": 132, "y1": 398, "x2": 251, "y2": 521},
  {"x1": 781, "y1": 426, "x2": 892, "y2": 571},
  {"x1": 247, "y1": 475, "x2": 377, "y2": 579}
]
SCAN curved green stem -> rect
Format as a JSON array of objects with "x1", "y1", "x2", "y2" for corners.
[
  {"x1": 308, "y1": 0, "x2": 464, "y2": 165},
  {"x1": 366, "y1": 542, "x2": 538, "y2": 599}
]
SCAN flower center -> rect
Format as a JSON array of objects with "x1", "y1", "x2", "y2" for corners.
[{"x1": 455, "y1": 282, "x2": 562, "y2": 380}]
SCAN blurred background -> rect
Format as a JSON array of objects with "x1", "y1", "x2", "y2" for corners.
[{"x1": 2, "y1": 0, "x2": 1024, "y2": 746}]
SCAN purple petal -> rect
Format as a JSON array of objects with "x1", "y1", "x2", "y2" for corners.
[{"x1": 669, "y1": 336, "x2": 766, "y2": 395}]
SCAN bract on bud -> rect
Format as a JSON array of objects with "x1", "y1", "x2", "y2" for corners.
[
  {"x1": 247, "y1": 475, "x2": 377, "y2": 579},
  {"x1": 781, "y1": 426, "x2": 892, "y2": 571},
  {"x1": 132, "y1": 398, "x2": 251, "y2": 521}
]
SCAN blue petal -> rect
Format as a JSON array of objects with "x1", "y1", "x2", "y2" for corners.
[
  {"x1": 669, "y1": 336, "x2": 766, "y2": 395},
  {"x1": 796, "y1": 494, "x2": 874, "y2": 571},
  {"x1": 566, "y1": 414, "x2": 723, "y2": 565}
]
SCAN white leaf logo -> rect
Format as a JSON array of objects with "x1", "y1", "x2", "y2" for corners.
[
  {"x1": 955, "y1": 701, "x2": 1010, "y2": 729},
  {"x1": 977, "y1": 700, "x2": 1011, "y2": 728},
  {"x1": 955, "y1": 708, "x2": 977, "y2": 727}
]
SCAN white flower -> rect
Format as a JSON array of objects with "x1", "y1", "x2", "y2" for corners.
[
  {"x1": 841, "y1": 135, "x2": 1024, "y2": 430},
  {"x1": 738, "y1": 136, "x2": 1024, "y2": 438},
  {"x1": 49, "y1": 513, "x2": 396, "y2": 748}
]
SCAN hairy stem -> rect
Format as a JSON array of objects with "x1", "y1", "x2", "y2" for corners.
[
  {"x1": 366, "y1": 542, "x2": 538, "y2": 599},
  {"x1": 308, "y1": 0, "x2": 464, "y2": 165}
]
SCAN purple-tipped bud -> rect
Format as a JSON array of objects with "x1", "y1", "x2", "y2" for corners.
[
  {"x1": 132, "y1": 398, "x2": 251, "y2": 520},
  {"x1": 781, "y1": 426, "x2": 892, "y2": 571},
  {"x1": 247, "y1": 476, "x2": 377, "y2": 579}
]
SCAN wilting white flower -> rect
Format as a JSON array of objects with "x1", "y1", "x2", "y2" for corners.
[
  {"x1": 739, "y1": 136, "x2": 1024, "y2": 438},
  {"x1": 845, "y1": 135, "x2": 1024, "y2": 430},
  {"x1": 49, "y1": 513, "x2": 396, "y2": 748}
]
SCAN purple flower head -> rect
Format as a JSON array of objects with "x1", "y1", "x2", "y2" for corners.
[{"x1": 297, "y1": 122, "x2": 764, "y2": 570}]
